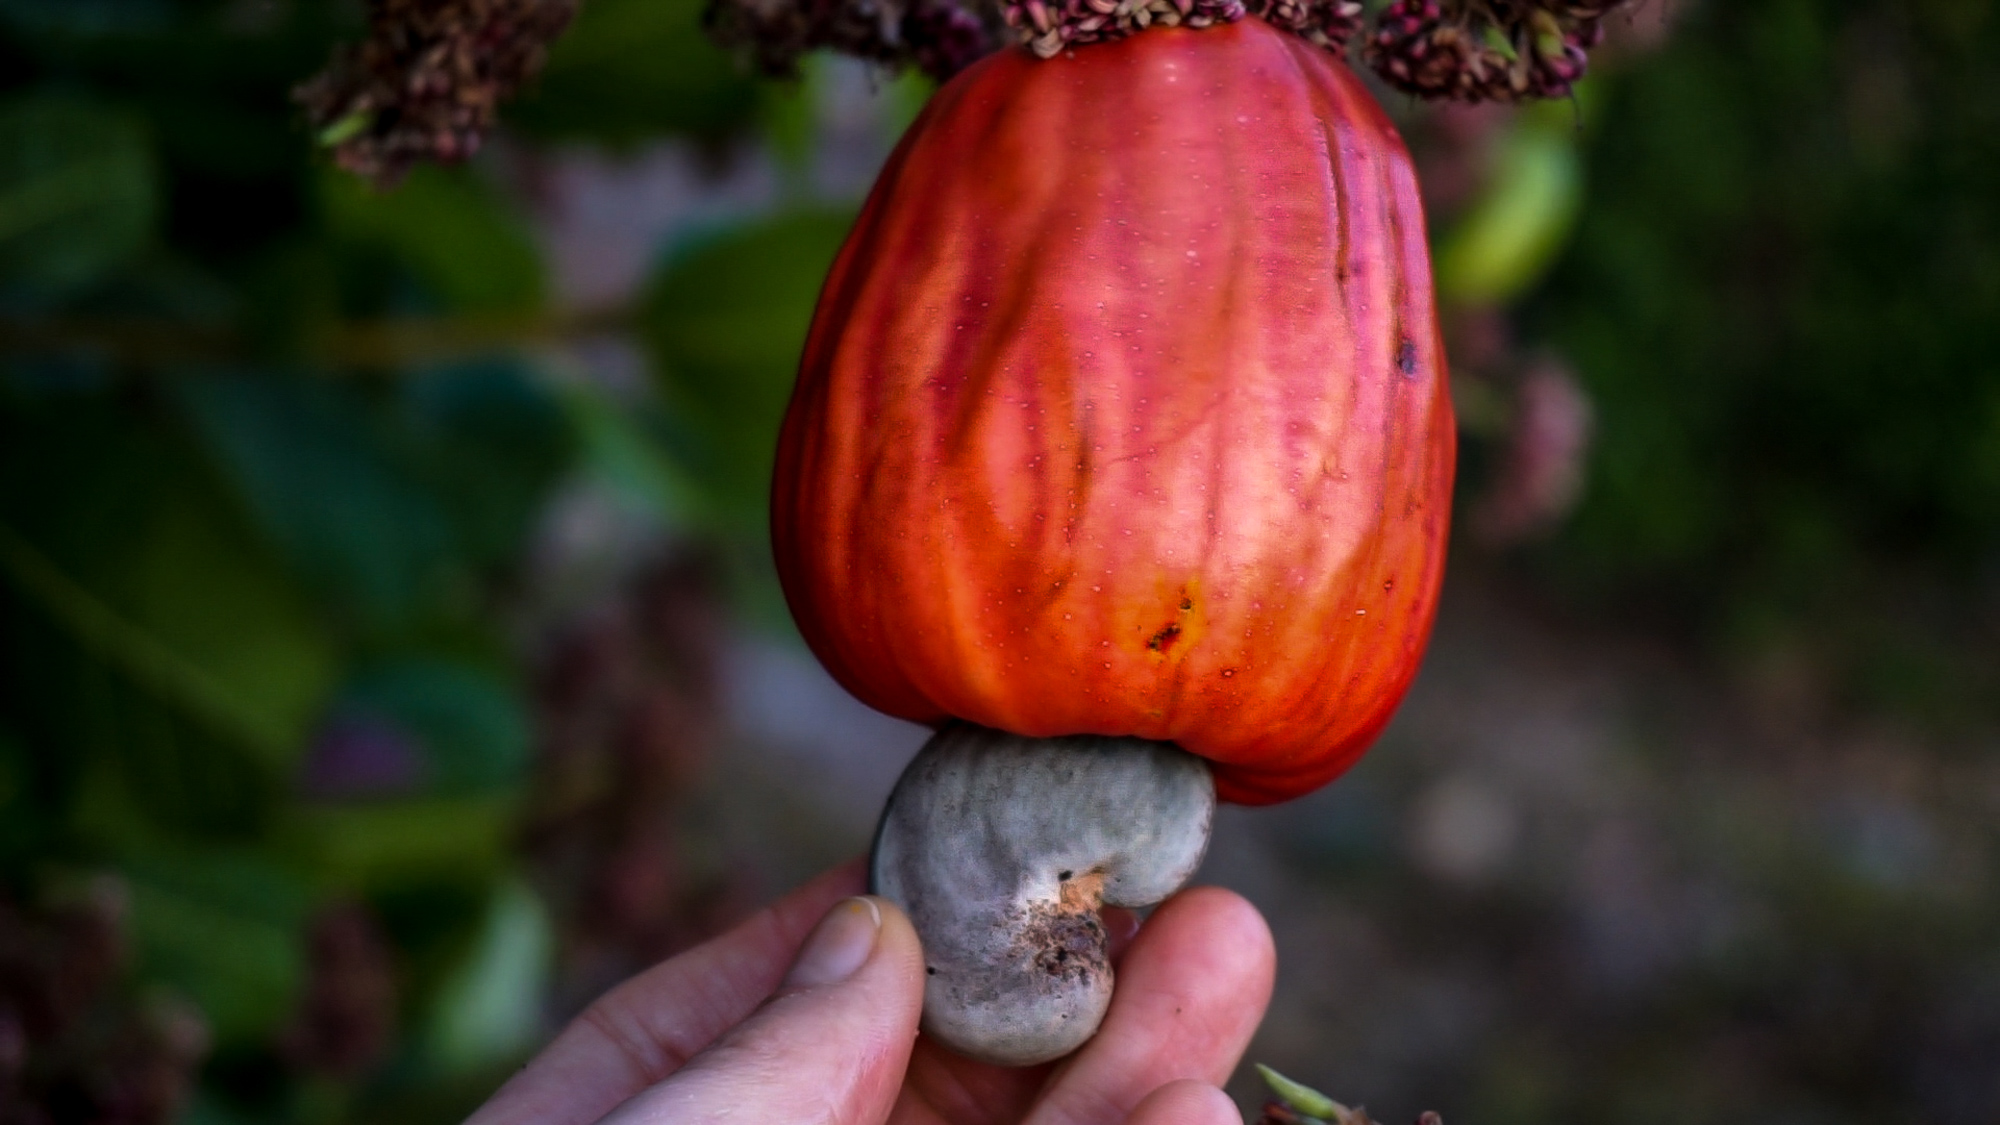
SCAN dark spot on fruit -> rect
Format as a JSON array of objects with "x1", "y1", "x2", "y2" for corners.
[
  {"x1": 1397, "y1": 338, "x2": 1418, "y2": 376},
  {"x1": 1179, "y1": 597, "x2": 1192, "y2": 611},
  {"x1": 1146, "y1": 622, "x2": 1182, "y2": 652},
  {"x1": 927, "y1": 966, "x2": 937, "y2": 975}
]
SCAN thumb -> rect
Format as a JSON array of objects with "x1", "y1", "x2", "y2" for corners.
[{"x1": 596, "y1": 895, "x2": 926, "y2": 1125}]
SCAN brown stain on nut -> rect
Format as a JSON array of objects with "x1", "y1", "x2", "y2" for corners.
[{"x1": 1016, "y1": 870, "x2": 1109, "y2": 985}]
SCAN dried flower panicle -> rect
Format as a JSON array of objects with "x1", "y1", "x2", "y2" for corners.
[
  {"x1": 1246, "y1": 0, "x2": 1362, "y2": 51},
  {"x1": 295, "y1": 0, "x2": 1635, "y2": 188},
  {"x1": 702, "y1": 0, "x2": 1627, "y2": 95},
  {"x1": 296, "y1": 0, "x2": 581, "y2": 187},
  {"x1": 1367, "y1": 0, "x2": 1627, "y2": 102},
  {"x1": 1002, "y1": 0, "x2": 1246, "y2": 60},
  {"x1": 1470, "y1": 356, "x2": 1594, "y2": 545},
  {"x1": 278, "y1": 905, "x2": 397, "y2": 1081},
  {"x1": 705, "y1": 0, "x2": 998, "y2": 81},
  {"x1": 907, "y1": 1, "x2": 1002, "y2": 77},
  {"x1": 0, "y1": 878, "x2": 209, "y2": 1125},
  {"x1": 525, "y1": 551, "x2": 757, "y2": 1014}
]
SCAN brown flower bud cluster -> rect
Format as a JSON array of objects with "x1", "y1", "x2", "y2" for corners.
[
  {"x1": 1366, "y1": 0, "x2": 1627, "y2": 102},
  {"x1": 1246, "y1": 0, "x2": 1362, "y2": 52},
  {"x1": 705, "y1": 0, "x2": 998, "y2": 81},
  {"x1": 710, "y1": 0, "x2": 1625, "y2": 97},
  {"x1": 277, "y1": 905, "x2": 397, "y2": 1081},
  {"x1": 297, "y1": 0, "x2": 581, "y2": 186},
  {"x1": 1469, "y1": 355, "x2": 1594, "y2": 545},
  {"x1": 295, "y1": 0, "x2": 1633, "y2": 187},
  {"x1": 0, "y1": 878, "x2": 209, "y2": 1125},
  {"x1": 1002, "y1": 0, "x2": 1246, "y2": 60},
  {"x1": 525, "y1": 551, "x2": 757, "y2": 1012}
]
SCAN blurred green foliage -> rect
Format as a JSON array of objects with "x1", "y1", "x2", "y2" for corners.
[
  {"x1": 0, "y1": 0, "x2": 1994, "y2": 1120},
  {"x1": 508, "y1": 0, "x2": 761, "y2": 144},
  {"x1": 0, "y1": 0, "x2": 847, "y2": 1120},
  {"x1": 1436, "y1": 101, "x2": 1584, "y2": 306},
  {"x1": 0, "y1": 95, "x2": 158, "y2": 295},
  {"x1": 1530, "y1": 0, "x2": 2000, "y2": 717},
  {"x1": 639, "y1": 209, "x2": 854, "y2": 530}
]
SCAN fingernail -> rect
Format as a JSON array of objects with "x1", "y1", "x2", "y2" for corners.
[
  {"x1": 1102, "y1": 905, "x2": 1143, "y2": 961},
  {"x1": 782, "y1": 897, "x2": 881, "y2": 989}
]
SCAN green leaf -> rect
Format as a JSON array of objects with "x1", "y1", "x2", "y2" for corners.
[
  {"x1": 638, "y1": 208, "x2": 854, "y2": 528},
  {"x1": 1256, "y1": 1064, "x2": 1353, "y2": 1123},
  {"x1": 0, "y1": 0, "x2": 174, "y2": 35},
  {"x1": 0, "y1": 427, "x2": 337, "y2": 768},
  {"x1": 0, "y1": 727, "x2": 49, "y2": 865},
  {"x1": 0, "y1": 522, "x2": 297, "y2": 769},
  {"x1": 394, "y1": 358, "x2": 574, "y2": 569},
  {"x1": 0, "y1": 399, "x2": 338, "y2": 840},
  {"x1": 558, "y1": 379, "x2": 705, "y2": 524},
  {"x1": 319, "y1": 165, "x2": 544, "y2": 314},
  {"x1": 317, "y1": 111, "x2": 372, "y2": 148},
  {"x1": 122, "y1": 849, "x2": 314, "y2": 1045},
  {"x1": 123, "y1": 485, "x2": 336, "y2": 758},
  {"x1": 174, "y1": 370, "x2": 456, "y2": 630},
  {"x1": 0, "y1": 93, "x2": 157, "y2": 294},
  {"x1": 175, "y1": 363, "x2": 570, "y2": 631},
  {"x1": 285, "y1": 795, "x2": 519, "y2": 889},
  {"x1": 424, "y1": 878, "x2": 552, "y2": 1073},
  {"x1": 1435, "y1": 106, "x2": 1584, "y2": 306},
  {"x1": 507, "y1": 0, "x2": 760, "y2": 145},
  {"x1": 339, "y1": 658, "x2": 530, "y2": 795}
]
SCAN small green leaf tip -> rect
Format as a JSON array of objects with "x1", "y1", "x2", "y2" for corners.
[
  {"x1": 317, "y1": 110, "x2": 371, "y2": 147},
  {"x1": 1256, "y1": 1064, "x2": 1352, "y2": 1122}
]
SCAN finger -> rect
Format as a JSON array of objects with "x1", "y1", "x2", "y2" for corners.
[
  {"x1": 1026, "y1": 886, "x2": 1275, "y2": 1125},
  {"x1": 889, "y1": 1035, "x2": 1054, "y2": 1125},
  {"x1": 1123, "y1": 1081, "x2": 1243, "y2": 1125},
  {"x1": 1103, "y1": 906, "x2": 1142, "y2": 962},
  {"x1": 887, "y1": 905, "x2": 1144, "y2": 1125},
  {"x1": 596, "y1": 895, "x2": 926, "y2": 1125},
  {"x1": 466, "y1": 860, "x2": 865, "y2": 1125}
]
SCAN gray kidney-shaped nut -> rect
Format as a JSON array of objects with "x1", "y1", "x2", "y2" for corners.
[{"x1": 869, "y1": 723, "x2": 1216, "y2": 1067}]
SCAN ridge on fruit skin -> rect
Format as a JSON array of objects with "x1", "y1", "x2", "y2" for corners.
[{"x1": 771, "y1": 20, "x2": 1456, "y2": 806}]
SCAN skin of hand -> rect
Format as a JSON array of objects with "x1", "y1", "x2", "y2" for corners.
[{"x1": 463, "y1": 859, "x2": 1277, "y2": 1125}]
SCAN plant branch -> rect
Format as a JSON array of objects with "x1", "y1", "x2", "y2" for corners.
[
  {"x1": 0, "y1": 522, "x2": 288, "y2": 765},
  {"x1": 0, "y1": 307, "x2": 628, "y2": 373}
]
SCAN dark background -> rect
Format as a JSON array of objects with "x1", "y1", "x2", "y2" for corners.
[{"x1": 1, "y1": 0, "x2": 1997, "y2": 1122}]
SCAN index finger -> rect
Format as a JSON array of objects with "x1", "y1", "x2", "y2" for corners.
[
  {"x1": 465, "y1": 859, "x2": 866, "y2": 1125},
  {"x1": 1025, "y1": 886, "x2": 1276, "y2": 1125}
]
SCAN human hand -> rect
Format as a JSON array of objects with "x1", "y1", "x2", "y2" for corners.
[{"x1": 464, "y1": 859, "x2": 1275, "y2": 1125}]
